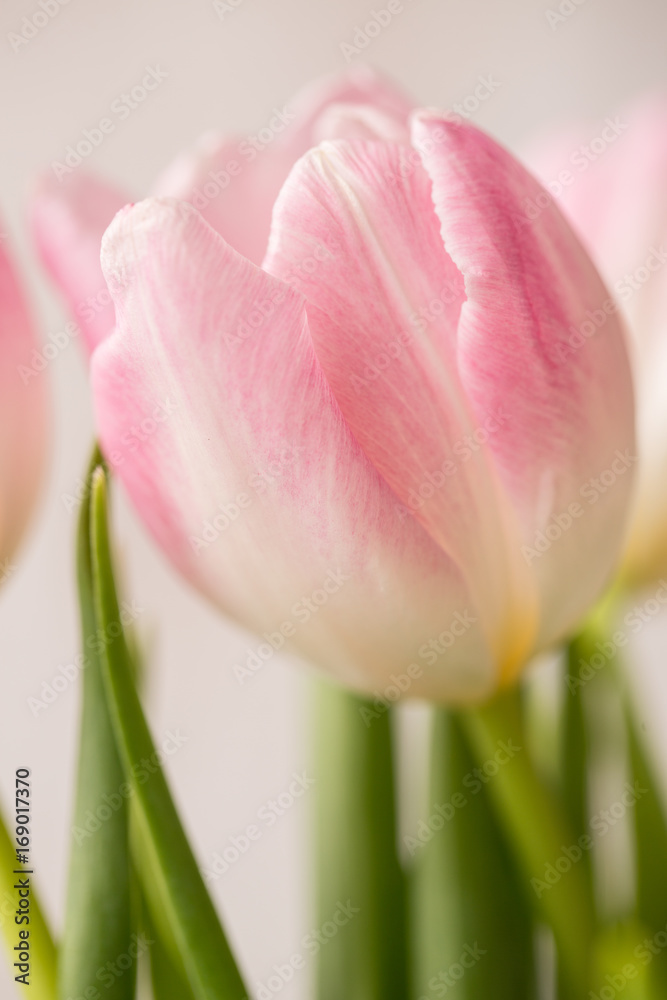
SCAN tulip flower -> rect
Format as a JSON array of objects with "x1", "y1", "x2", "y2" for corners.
[
  {"x1": 524, "y1": 96, "x2": 667, "y2": 587},
  {"x1": 0, "y1": 227, "x2": 49, "y2": 579},
  {"x1": 33, "y1": 74, "x2": 635, "y2": 702}
]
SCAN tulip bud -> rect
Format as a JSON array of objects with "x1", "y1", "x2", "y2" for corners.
[{"x1": 0, "y1": 225, "x2": 49, "y2": 577}]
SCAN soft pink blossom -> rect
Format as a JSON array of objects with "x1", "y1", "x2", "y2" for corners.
[
  {"x1": 0, "y1": 227, "x2": 49, "y2": 576},
  {"x1": 525, "y1": 95, "x2": 667, "y2": 586},
  {"x1": 33, "y1": 72, "x2": 635, "y2": 701}
]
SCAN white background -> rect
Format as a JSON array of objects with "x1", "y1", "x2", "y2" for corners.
[{"x1": 1, "y1": 0, "x2": 667, "y2": 997}]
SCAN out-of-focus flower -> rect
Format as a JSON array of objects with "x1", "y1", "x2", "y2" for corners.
[
  {"x1": 33, "y1": 73, "x2": 635, "y2": 702},
  {"x1": 31, "y1": 67, "x2": 414, "y2": 354},
  {"x1": 525, "y1": 96, "x2": 667, "y2": 587},
  {"x1": 0, "y1": 226, "x2": 49, "y2": 578}
]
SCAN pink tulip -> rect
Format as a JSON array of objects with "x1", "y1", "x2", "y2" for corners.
[
  {"x1": 33, "y1": 73, "x2": 635, "y2": 701},
  {"x1": 524, "y1": 95, "x2": 667, "y2": 586},
  {"x1": 0, "y1": 227, "x2": 49, "y2": 579}
]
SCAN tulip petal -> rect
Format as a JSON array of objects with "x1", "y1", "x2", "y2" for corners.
[
  {"x1": 31, "y1": 171, "x2": 130, "y2": 353},
  {"x1": 264, "y1": 137, "x2": 538, "y2": 678},
  {"x1": 524, "y1": 98, "x2": 667, "y2": 327},
  {"x1": 153, "y1": 66, "x2": 413, "y2": 265},
  {"x1": 525, "y1": 99, "x2": 667, "y2": 584},
  {"x1": 412, "y1": 113, "x2": 635, "y2": 643},
  {"x1": 0, "y1": 233, "x2": 49, "y2": 566},
  {"x1": 93, "y1": 198, "x2": 494, "y2": 702},
  {"x1": 265, "y1": 120, "x2": 634, "y2": 659}
]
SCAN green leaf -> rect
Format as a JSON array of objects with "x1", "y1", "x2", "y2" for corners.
[
  {"x1": 591, "y1": 920, "x2": 658, "y2": 1000},
  {"x1": 411, "y1": 708, "x2": 536, "y2": 999},
  {"x1": 131, "y1": 809, "x2": 196, "y2": 1000},
  {"x1": 140, "y1": 890, "x2": 196, "y2": 1000},
  {"x1": 561, "y1": 636, "x2": 594, "y2": 899},
  {"x1": 0, "y1": 807, "x2": 56, "y2": 1000},
  {"x1": 556, "y1": 634, "x2": 599, "y2": 999},
  {"x1": 626, "y1": 702, "x2": 667, "y2": 994},
  {"x1": 313, "y1": 681, "x2": 409, "y2": 1000},
  {"x1": 59, "y1": 445, "x2": 135, "y2": 1000},
  {"x1": 88, "y1": 464, "x2": 247, "y2": 1000},
  {"x1": 569, "y1": 594, "x2": 667, "y2": 997},
  {"x1": 462, "y1": 687, "x2": 596, "y2": 998}
]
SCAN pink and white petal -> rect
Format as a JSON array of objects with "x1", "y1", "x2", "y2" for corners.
[
  {"x1": 625, "y1": 331, "x2": 667, "y2": 583},
  {"x1": 290, "y1": 64, "x2": 415, "y2": 132},
  {"x1": 151, "y1": 131, "x2": 281, "y2": 267},
  {"x1": 412, "y1": 113, "x2": 635, "y2": 645},
  {"x1": 153, "y1": 67, "x2": 414, "y2": 265},
  {"x1": 524, "y1": 98, "x2": 667, "y2": 585},
  {"x1": 94, "y1": 198, "x2": 494, "y2": 702},
  {"x1": 31, "y1": 171, "x2": 130, "y2": 353},
  {"x1": 0, "y1": 233, "x2": 49, "y2": 565},
  {"x1": 263, "y1": 139, "x2": 538, "y2": 678},
  {"x1": 524, "y1": 95, "x2": 667, "y2": 346},
  {"x1": 310, "y1": 102, "x2": 410, "y2": 144}
]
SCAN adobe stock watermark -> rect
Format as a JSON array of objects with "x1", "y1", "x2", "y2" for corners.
[
  {"x1": 233, "y1": 568, "x2": 350, "y2": 684},
  {"x1": 213, "y1": 242, "x2": 334, "y2": 351},
  {"x1": 71, "y1": 730, "x2": 189, "y2": 844},
  {"x1": 394, "y1": 407, "x2": 508, "y2": 523},
  {"x1": 244, "y1": 901, "x2": 359, "y2": 1000},
  {"x1": 359, "y1": 662, "x2": 424, "y2": 726},
  {"x1": 404, "y1": 739, "x2": 522, "y2": 856},
  {"x1": 202, "y1": 772, "x2": 316, "y2": 883},
  {"x1": 545, "y1": 0, "x2": 588, "y2": 30},
  {"x1": 613, "y1": 244, "x2": 667, "y2": 302},
  {"x1": 418, "y1": 943, "x2": 487, "y2": 999},
  {"x1": 417, "y1": 612, "x2": 479, "y2": 664},
  {"x1": 382, "y1": 77, "x2": 502, "y2": 188},
  {"x1": 8, "y1": 0, "x2": 73, "y2": 54},
  {"x1": 340, "y1": 1, "x2": 414, "y2": 64},
  {"x1": 51, "y1": 66, "x2": 168, "y2": 181},
  {"x1": 176, "y1": 107, "x2": 297, "y2": 216},
  {"x1": 189, "y1": 443, "x2": 304, "y2": 553},
  {"x1": 360, "y1": 609, "x2": 478, "y2": 726},
  {"x1": 589, "y1": 922, "x2": 667, "y2": 1000},
  {"x1": 554, "y1": 245, "x2": 667, "y2": 367},
  {"x1": 349, "y1": 281, "x2": 463, "y2": 394},
  {"x1": 212, "y1": 0, "x2": 246, "y2": 18},
  {"x1": 60, "y1": 933, "x2": 153, "y2": 999},
  {"x1": 348, "y1": 278, "x2": 501, "y2": 400},
  {"x1": 61, "y1": 399, "x2": 177, "y2": 513},
  {"x1": 531, "y1": 781, "x2": 647, "y2": 898},
  {"x1": 17, "y1": 320, "x2": 80, "y2": 385},
  {"x1": 568, "y1": 580, "x2": 667, "y2": 694},
  {"x1": 521, "y1": 450, "x2": 636, "y2": 565},
  {"x1": 520, "y1": 117, "x2": 628, "y2": 229},
  {"x1": 27, "y1": 599, "x2": 144, "y2": 717}
]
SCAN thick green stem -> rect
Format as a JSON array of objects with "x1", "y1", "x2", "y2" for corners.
[
  {"x1": 462, "y1": 687, "x2": 595, "y2": 997},
  {"x1": 411, "y1": 708, "x2": 536, "y2": 999},
  {"x1": 314, "y1": 682, "x2": 409, "y2": 1000}
]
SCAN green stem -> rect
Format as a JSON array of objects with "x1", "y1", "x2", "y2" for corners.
[
  {"x1": 314, "y1": 682, "x2": 409, "y2": 1000},
  {"x1": 462, "y1": 687, "x2": 595, "y2": 997},
  {"x1": 562, "y1": 637, "x2": 593, "y2": 880},
  {"x1": 411, "y1": 708, "x2": 536, "y2": 999},
  {"x1": 0, "y1": 808, "x2": 56, "y2": 1000},
  {"x1": 580, "y1": 590, "x2": 667, "y2": 995}
]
